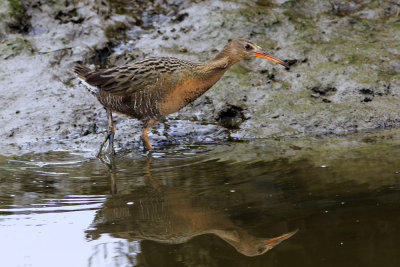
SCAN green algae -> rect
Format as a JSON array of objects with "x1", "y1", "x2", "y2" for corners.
[
  {"x1": 0, "y1": 37, "x2": 33, "y2": 59},
  {"x1": 7, "y1": 0, "x2": 24, "y2": 15},
  {"x1": 7, "y1": 0, "x2": 28, "y2": 32}
]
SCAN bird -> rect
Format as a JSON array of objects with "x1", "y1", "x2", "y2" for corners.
[
  {"x1": 74, "y1": 38, "x2": 288, "y2": 155},
  {"x1": 87, "y1": 156, "x2": 298, "y2": 257}
]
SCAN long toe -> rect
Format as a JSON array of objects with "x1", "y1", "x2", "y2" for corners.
[{"x1": 97, "y1": 132, "x2": 112, "y2": 157}]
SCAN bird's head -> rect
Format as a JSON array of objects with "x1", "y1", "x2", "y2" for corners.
[
  {"x1": 227, "y1": 38, "x2": 289, "y2": 69},
  {"x1": 236, "y1": 229, "x2": 298, "y2": 257}
]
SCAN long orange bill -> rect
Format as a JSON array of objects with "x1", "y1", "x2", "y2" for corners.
[
  {"x1": 266, "y1": 229, "x2": 298, "y2": 248},
  {"x1": 255, "y1": 48, "x2": 289, "y2": 68}
]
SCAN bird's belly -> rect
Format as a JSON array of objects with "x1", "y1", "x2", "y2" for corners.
[
  {"x1": 158, "y1": 97, "x2": 187, "y2": 116},
  {"x1": 158, "y1": 78, "x2": 211, "y2": 116},
  {"x1": 97, "y1": 91, "x2": 160, "y2": 121}
]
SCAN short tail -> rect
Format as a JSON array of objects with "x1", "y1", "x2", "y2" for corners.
[
  {"x1": 74, "y1": 64, "x2": 98, "y2": 95},
  {"x1": 73, "y1": 64, "x2": 92, "y2": 80}
]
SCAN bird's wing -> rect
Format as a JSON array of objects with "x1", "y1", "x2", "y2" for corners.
[{"x1": 83, "y1": 57, "x2": 184, "y2": 96}]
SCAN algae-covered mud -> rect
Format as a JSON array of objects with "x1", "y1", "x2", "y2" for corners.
[{"x1": 0, "y1": 0, "x2": 400, "y2": 154}]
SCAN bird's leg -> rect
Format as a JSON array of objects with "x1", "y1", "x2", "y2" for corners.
[
  {"x1": 107, "y1": 109, "x2": 115, "y2": 154},
  {"x1": 97, "y1": 108, "x2": 115, "y2": 157},
  {"x1": 141, "y1": 127, "x2": 152, "y2": 151},
  {"x1": 141, "y1": 119, "x2": 157, "y2": 151}
]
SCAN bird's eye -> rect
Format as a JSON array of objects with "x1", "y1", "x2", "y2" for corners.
[{"x1": 245, "y1": 44, "x2": 252, "y2": 50}]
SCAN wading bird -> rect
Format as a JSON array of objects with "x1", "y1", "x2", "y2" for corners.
[{"x1": 74, "y1": 39, "x2": 288, "y2": 155}]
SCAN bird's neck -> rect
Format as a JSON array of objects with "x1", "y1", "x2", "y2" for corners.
[
  {"x1": 202, "y1": 46, "x2": 240, "y2": 71},
  {"x1": 158, "y1": 48, "x2": 241, "y2": 116},
  {"x1": 210, "y1": 228, "x2": 260, "y2": 256},
  {"x1": 194, "y1": 47, "x2": 240, "y2": 84}
]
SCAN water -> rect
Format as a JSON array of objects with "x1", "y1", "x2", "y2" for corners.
[{"x1": 1, "y1": 130, "x2": 400, "y2": 267}]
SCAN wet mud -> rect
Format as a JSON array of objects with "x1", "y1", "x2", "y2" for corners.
[{"x1": 0, "y1": 0, "x2": 399, "y2": 155}]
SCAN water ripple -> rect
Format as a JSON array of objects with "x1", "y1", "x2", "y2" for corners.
[{"x1": 0, "y1": 195, "x2": 106, "y2": 215}]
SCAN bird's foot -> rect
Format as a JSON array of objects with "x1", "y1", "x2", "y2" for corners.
[
  {"x1": 142, "y1": 142, "x2": 153, "y2": 152},
  {"x1": 97, "y1": 131, "x2": 116, "y2": 157},
  {"x1": 141, "y1": 137, "x2": 153, "y2": 152}
]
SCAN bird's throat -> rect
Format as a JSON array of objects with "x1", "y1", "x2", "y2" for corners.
[{"x1": 158, "y1": 50, "x2": 238, "y2": 117}]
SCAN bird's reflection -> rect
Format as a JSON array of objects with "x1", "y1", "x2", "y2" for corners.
[{"x1": 87, "y1": 155, "x2": 297, "y2": 257}]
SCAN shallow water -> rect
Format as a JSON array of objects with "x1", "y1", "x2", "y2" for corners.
[{"x1": 1, "y1": 130, "x2": 400, "y2": 267}]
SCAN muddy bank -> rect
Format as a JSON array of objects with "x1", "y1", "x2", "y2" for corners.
[{"x1": 0, "y1": 0, "x2": 399, "y2": 155}]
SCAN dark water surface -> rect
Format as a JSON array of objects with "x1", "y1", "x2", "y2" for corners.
[{"x1": 1, "y1": 131, "x2": 400, "y2": 267}]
